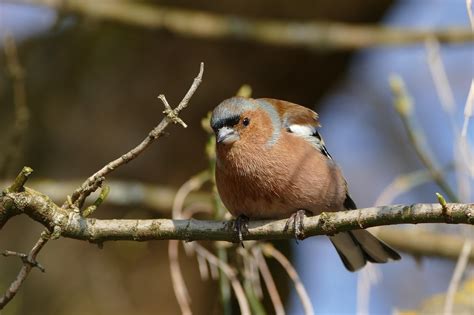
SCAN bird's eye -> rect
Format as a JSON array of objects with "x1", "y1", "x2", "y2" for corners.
[{"x1": 242, "y1": 117, "x2": 250, "y2": 126}]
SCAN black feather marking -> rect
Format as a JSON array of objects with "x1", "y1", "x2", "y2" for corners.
[
  {"x1": 211, "y1": 115, "x2": 240, "y2": 131},
  {"x1": 313, "y1": 131, "x2": 333, "y2": 159},
  {"x1": 344, "y1": 194, "x2": 357, "y2": 210}
]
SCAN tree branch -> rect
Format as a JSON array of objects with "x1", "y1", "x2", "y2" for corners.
[
  {"x1": 8, "y1": 0, "x2": 474, "y2": 50},
  {"x1": 0, "y1": 179, "x2": 211, "y2": 214},
  {"x1": 0, "y1": 62, "x2": 204, "y2": 310},
  {"x1": 0, "y1": 233, "x2": 48, "y2": 308},
  {"x1": 1, "y1": 188, "x2": 472, "y2": 242},
  {"x1": 69, "y1": 62, "x2": 204, "y2": 208},
  {"x1": 2, "y1": 179, "x2": 472, "y2": 261}
]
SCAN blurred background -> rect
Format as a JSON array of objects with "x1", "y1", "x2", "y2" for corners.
[{"x1": 0, "y1": 0, "x2": 473, "y2": 314}]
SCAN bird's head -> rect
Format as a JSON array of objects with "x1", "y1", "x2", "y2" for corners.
[{"x1": 210, "y1": 97, "x2": 268, "y2": 146}]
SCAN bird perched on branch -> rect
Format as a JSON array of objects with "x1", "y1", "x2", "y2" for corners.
[{"x1": 210, "y1": 97, "x2": 401, "y2": 271}]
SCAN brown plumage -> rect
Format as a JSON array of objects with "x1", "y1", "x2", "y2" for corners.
[{"x1": 211, "y1": 96, "x2": 401, "y2": 271}]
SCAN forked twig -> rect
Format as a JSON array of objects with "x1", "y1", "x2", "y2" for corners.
[
  {"x1": 0, "y1": 233, "x2": 49, "y2": 308},
  {"x1": 0, "y1": 63, "x2": 204, "y2": 310},
  {"x1": 68, "y1": 62, "x2": 204, "y2": 209}
]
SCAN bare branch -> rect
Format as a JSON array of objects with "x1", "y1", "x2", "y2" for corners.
[
  {"x1": 0, "y1": 63, "x2": 204, "y2": 310},
  {"x1": 0, "y1": 234, "x2": 49, "y2": 309},
  {"x1": 168, "y1": 240, "x2": 192, "y2": 315},
  {"x1": 7, "y1": 0, "x2": 474, "y2": 50},
  {"x1": 191, "y1": 243, "x2": 250, "y2": 315},
  {"x1": 0, "y1": 179, "x2": 212, "y2": 214},
  {"x1": 68, "y1": 62, "x2": 204, "y2": 208},
  {"x1": 5, "y1": 166, "x2": 33, "y2": 193},
  {"x1": 262, "y1": 244, "x2": 314, "y2": 315},
  {"x1": 1, "y1": 188, "x2": 473, "y2": 242},
  {"x1": 389, "y1": 75, "x2": 459, "y2": 202},
  {"x1": 252, "y1": 247, "x2": 285, "y2": 315}
]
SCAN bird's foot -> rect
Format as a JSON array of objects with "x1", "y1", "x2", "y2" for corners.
[
  {"x1": 284, "y1": 209, "x2": 309, "y2": 242},
  {"x1": 232, "y1": 214, "x2": 249, "y2": 247}
]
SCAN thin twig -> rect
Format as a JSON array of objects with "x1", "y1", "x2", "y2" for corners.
[
  {"x1": 172, "y1": 170, "x2": 211, "y2": 219},
  {"x1": 461, "y1": 80, "x2": 474, "y2": 138},
  {"x1": 425, "y1": 37, "x2": 473, "y2": 202},
  {"x1": 168, "y1": 240, "x2": 192, "y2": 315},
  {"x1": 460, "y1": 80, "x2": 474, "y2": 179},
  {"x1": 0, "y1": 64, "x2": 204, "y2": 311},
  {"x1": 262, "y1": 244, "x2": 314, "y2": 315},
  {"x1": 2, "y1": 250, "x2": 45, "y2": 272},
  {"x1": 68, "y1": 62, "x2": 204, "y2": 209},
  {"x1": 389, "y1": 75, "x2": 459, "y2": 202},
  {"x1": 239, "y1": 246, "x2": 265, "y2": 314},
  {"x1": 425, "y1": 38, "x2": 456, "y2": 119},
  {"x1": 6, "y1": 166, "x2": 33, "y2": 193},
  {"x1": 0, "y1": 233, "x2": 49, "y2": 309},
  {"x1": 467, "y1": 0, "x2": 474, "y2": 32},
  {"x1": 7, "y1": 0, "x2": 474, "y2": 50},
  {"x1": 82, "y1": 184, "x2": 110, "y2": 217},
  {"x1": 252, "y1": 247, "x2": 285, "y2": 315},
  {"x1": 168, "y1": 171, "x2": 210, "y2": 315},
  {"x1": 192, "y1": 243, "x2": 251, "y2": 315},
  {"x1": 443, "y1": 240, "x2": 472, "y2": 315},
  {"x1": 374, "y1": 165, "x2": 453, "y2": 206}
]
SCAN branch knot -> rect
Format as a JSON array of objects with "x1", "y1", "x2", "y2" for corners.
[{"x1": 158, "y1": 94, "x2": 188, "y2": 128}]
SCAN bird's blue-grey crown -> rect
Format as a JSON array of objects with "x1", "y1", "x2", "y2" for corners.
[
  {"x1": 211, "y1": 97, "x2": 283, "y2": 146},
  {"x1": 210, "y1": 97, "x2": 255, "y2": 131}
]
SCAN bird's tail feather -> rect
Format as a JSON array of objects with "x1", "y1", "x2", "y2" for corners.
[{"x1": 329, "y1": 230, "x2": 401, "y2": 272}]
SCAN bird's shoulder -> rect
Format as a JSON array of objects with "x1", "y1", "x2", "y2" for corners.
[
  {"x1": 257, "y1": 98, "x2": 332, "y2": 158},
  {"x1": 258, "y1": 98, "x2": 319, "y2": 128}
]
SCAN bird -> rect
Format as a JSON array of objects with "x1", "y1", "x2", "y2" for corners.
[{"x1": 210, "y1": 96, "x2": 401, "y2": 271}]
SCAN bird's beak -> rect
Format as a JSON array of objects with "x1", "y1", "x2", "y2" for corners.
[{"x1": 217, "y1": 126, "x2": 239, "y2": 144}]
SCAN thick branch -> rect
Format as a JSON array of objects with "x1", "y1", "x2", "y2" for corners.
[
  {"x1": 1, "y1": 188, "x2": 472, "y2": 243},
  {"x1": 9, "y1": 0, "x2": 474, "y2": 50},
  {"x1": 0, "y1": 167, "x2": 33, "y2": 229}
]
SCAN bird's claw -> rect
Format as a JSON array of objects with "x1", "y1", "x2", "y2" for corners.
[
  {"x1": 284, "y1": 209, "x2": 308, "y2": 242},
  {"x1": 232, "y1": 215, "x2": 249, "y2": 247}
]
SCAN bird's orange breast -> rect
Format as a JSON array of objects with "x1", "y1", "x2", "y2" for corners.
[{"x1": 215, "y1": 132, "x2": 347, "y2": 219}]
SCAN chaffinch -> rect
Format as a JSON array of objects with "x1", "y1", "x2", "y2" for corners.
[{"x1": 210, "y1": 96, "x2": 401, "y2": 271}]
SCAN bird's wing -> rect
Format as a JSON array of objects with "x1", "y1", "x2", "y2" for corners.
[
  {"x1": 258, "y1": 98, "x2": 332, "y2": 159},
  {"x1": 259, "y1": 98, "x2": 320, "y2": 127}
]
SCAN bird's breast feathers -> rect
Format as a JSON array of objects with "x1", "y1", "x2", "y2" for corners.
[{"x1": 216, "y1": 130, "x2": 346, "y2": 218}]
